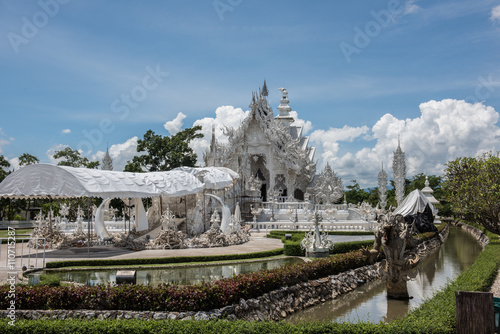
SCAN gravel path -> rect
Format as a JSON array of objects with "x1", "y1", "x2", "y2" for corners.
[{"x1": 490, "y1": 269, "x2": 500, "y2": 297}]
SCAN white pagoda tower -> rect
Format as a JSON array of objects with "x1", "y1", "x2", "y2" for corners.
[
  {"x1": 378, "y1": 162, "x2": 388, "y2": 210},
  {"x1": 393, "y1": 138, "x2": 406, "y2": 206},
  {"x1": 102, "y1": 146, "x2": 113, "y2": 171}
]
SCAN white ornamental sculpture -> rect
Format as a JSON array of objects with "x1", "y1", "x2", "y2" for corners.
[
  {"x1": 314, "y1": 163, "x2": 344, "y2": 204},
  {"x1": 250, "y1": 204, "x2": 262, "y2": 223},
  {"x1": 161, "y1": 206, "x2": 176, "y2": 230},
  {"x1": 378, "y1": 163, "x2": 388, "y2": 211},
  {"x1": 75, "y1": 206, "x2": 84, "y2": 234},
  {"x1": 210, "y1": 209, "x2": 221, "y2": 230},
  {"x1": 59, "y1": 203, "x2": 69, "y2": 222},
  {"x1": 300, "y1": 211, "x2": 333, "y2": 258}
]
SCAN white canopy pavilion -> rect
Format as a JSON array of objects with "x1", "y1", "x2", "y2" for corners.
[{"x1": 0, "y1": 164, "x2": 239, "y2": 240}]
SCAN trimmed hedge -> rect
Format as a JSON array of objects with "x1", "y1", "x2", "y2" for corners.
[
  {"x1": 45, "y1": 248, "x2": 284, "y2": 269},
  {"x1": 283, "y1": 239, "x2": 375, "y2": 256},
  {"x1": 283, "y1": 241, "x2": 303, "y2": 256},
  {"x1": 267, "y1": 230, "x2": 373, "y2": 239}
]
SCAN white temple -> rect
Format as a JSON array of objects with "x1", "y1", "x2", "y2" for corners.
[{"x1": 204, "y1": 82, "x2": 317, "y2": 202}]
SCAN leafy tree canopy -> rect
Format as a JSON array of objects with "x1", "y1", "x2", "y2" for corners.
[
  {"x1": 125, "y1": 126, "x2": 203, "y2": 172},
  {"x1": 0, "y1": 155, "x2": 10, "y2": 183},
  {"x1": 345, "y1": 180, "x2": 370, "y2": 206},
  {"x1": 53, "y1": 147, "x2": 99, "y2": 169},
  {"x1": 19, "y1": 153, "x2": 39, "y2": 166},
  {"x1": 444, "y1": 152, "x2": 500, "y2": 234}
]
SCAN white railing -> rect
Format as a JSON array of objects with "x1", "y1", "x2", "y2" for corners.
[
  {"x1": 248, "y1": 221, "x2": 376, "y2": 232},
  {"x1": 0, "y1": 237, "x2": 46, "y2": 270},
  {"x1": 261, "y1": 202, "x2": 349, "y2": 211}
]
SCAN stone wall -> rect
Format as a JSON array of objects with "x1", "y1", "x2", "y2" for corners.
[
  {"x1": 452, "y1": 221, "x2": 489, "y2": 248},
  {"x1": 2, "y1": 223, "x2": 466, "y2": 322}
]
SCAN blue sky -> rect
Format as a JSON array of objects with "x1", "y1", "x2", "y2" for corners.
[{"x1": 1, "y1": 0, "x2": 499, "y2": 187}]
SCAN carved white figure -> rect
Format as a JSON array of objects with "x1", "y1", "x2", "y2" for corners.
[{"x1": 300, "y1": 211, "x2": 333, "y2": 257}]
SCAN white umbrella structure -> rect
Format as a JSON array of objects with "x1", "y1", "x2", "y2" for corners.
[{"x1": 173, "y1": 166, "x2": 238, "y2": 190}]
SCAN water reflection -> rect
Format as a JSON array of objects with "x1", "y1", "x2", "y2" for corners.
[
  {"x1": 287, "y1": 227, "x2": 482, "y2": 324},
  {"x1": 49, "y1": 257, "x2": 303, "y2": 286}
]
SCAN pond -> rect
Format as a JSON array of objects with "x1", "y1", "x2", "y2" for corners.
[
  {"x1": 45, "y1": 257, "x2": 303, "y2": 286},
  {"x1": 287, "y1": 227, "x2": 482, "y2": 324}
]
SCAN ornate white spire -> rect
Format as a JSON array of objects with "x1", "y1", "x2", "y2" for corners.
[
  {"x1": 261, "y1": 79, "x2": 269, "y2": 97},
  {"x1": 378, "y1": 162, "x2": 388, "y2": 210},
  {"x1": 421, "y1": 175, "x2": 439, "y2": 205},
  {"x1": 102, "y1": 145, "x2": 113, "y2": 171},
  {"x1": 314, "y1": 163, "x2": 344, "y2": 204},
  {"x1": 275, "y1": 87, "x2": 294, "y2": 125},
  {"x1": 393, "y1": 137, "x2": 406, "y2": 206}
]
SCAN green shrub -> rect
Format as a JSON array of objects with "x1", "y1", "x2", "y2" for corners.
[
  {"x1": 283, "y1": 241, "x2": 304, "y2": 256},
  {"x1": 331, "y1": 240, "x2": 374, "y2": 254}
]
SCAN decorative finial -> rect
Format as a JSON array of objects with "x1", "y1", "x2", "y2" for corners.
[{"x1": 262, "y1": 80, "x2": 269, "y2": 97}]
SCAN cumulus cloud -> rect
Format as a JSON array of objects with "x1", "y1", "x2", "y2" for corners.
[
  {"x1": 311, "y1": 99, "x2": 500, "y2": 187},
  {"x1": 61, "y1": 129, "x2": 71, "y2": 134},
  {"x1": 190, "y1": 106, "x2": 250, "y2": 165},
  {"x1": 163, "y1": 112, "x2": 187, "y2": 135},
  {"x1": 46, "y1": 144, "x2": 71, "y2": 165},
  {"x1": 290, "y1": 111, "x2": 313, "y2": 134},
  {"x1": 9, "y1": 157, "x2": 19, "y2": 171},
  {"x1": 92, "y1": 137, "x2": 139, "y2": 171},
  {"x1": 310, "y1": 125, "x2": 370, "y2": 163},
  {"x1": 491, "y1": 5, "x2": 500, "y2": 22}
]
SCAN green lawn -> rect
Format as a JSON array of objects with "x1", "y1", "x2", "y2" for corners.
[{"x1": 0, "y1": 228, "x2": 33, "y2": 238}]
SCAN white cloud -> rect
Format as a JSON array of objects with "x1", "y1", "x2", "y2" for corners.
[
  {"x1": 163, "y1": 112, "x2": 187, "y2": 135},
  {"x1": 190, "y1": 105, "x2": 250, "y2": 165},
  {"x1": 62, "y1": 129, "x2": 71, "y2": 134},
  {"x1": 92, "y1": 137, "x2": 139, "y2": 171},
  {"x1": 290, "y1": 111, "x2": 313, "y2": 134},
  {"x1": 0, "y1": 128, "x2": 13, "y2": 154},
  {"x1": 9, "y1": 157, "x2": 19, "y2": 171},
  {"x1": 310, "y1": 99, "x2": 500, "y2": 187},
  {"x1": 491, "y1": 5, "x2": 500, "y2": 22},
  {"x1": 310, "y1": 125, "x2": 370, "y2": 165},
  {"x1": 46, "y1": 144, "x2": 70, "y2": 165},
  {"x1": 404, "y1": 0, "x2": 421, "y2": 15}
]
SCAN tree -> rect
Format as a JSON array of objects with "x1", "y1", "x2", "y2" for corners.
[
  {"x1": 444, "y1": 152, "x2": 500, "y2": 234},
  {"x1": 345, "y1": 180, "x2": 370, "y2": 205},
  {"x1": 123, "y1": 160, "x2": 143, "y2": 173},
  {"x1": 19, "y1": 153, "x2": 39, "y2": 166},
  {"x1": 53, "y1": 147, "x2": 99, "y2": 169},
  {"x1": 0, "y1": 155, "x2": 10, "y2": 182},
  {"x1": 126, "y1": 126, "x2": 203, "y2": 172}
]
